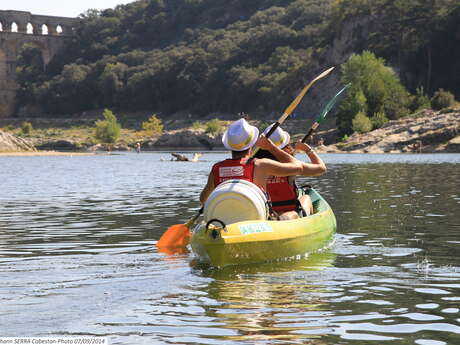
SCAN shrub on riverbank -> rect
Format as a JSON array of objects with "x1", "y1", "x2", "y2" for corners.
[
  {"x1": 205, "y1": 119, "x2": 223, "y2": 135},
  {"x1": 370, "y1": 112, "x2": 389, "y2": 130},
  {"x1": 21, "y1": 122, "x2": 33, "y2": 136},
  {"x1": 431, "y1": 89, "x2": 456, "y2": 110},
  {"x1": 95, "y1": 109, "x2": 121, "y2": 144},
  {"x1": 352, "y1": 111, "x2": 372, "y2": 134},
  {"x1": 142, "y1": 115, "x2": 163, "y2": 137}
]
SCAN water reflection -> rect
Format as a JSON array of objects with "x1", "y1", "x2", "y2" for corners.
[{"x1": 193, "y1": 251, "x2": 336, "y2": 343}]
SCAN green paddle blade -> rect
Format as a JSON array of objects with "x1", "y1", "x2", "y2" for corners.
[
  {"x1": 316, "y1": 83, "x2": 351, "y2": 124},
  {"x1": 301, "y1": 83, "x2": 351, "y2": 143}
]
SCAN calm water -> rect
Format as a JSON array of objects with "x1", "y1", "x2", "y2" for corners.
[{"x1": 1, "y1": 152, "x2": 459, "y2": 344}]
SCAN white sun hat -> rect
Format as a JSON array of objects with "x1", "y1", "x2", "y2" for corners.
[
  {"x1": 263, "y1": 123, "x2": 290, "y2": 148},
  {"x1": 222, "y1": 118, "x2": 259, "y2": 151}
]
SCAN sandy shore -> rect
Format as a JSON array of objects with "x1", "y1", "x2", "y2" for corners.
[{"x1": 0, "y1": 150, "x2": 97, "y2": 156}]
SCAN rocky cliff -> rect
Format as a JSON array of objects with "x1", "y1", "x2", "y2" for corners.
[
  {"x1": 0, "y1": 130, "x2": 36, "y2": 152},
  {"x1": 321, "y1": 109, "x2": 460, "y2": 153}
]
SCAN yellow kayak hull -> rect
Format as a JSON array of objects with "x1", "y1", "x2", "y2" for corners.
[{"x1": 191, "y1": 188, "x2": 336, "y2": 267}]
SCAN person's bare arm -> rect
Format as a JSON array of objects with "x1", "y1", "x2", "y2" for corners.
[
  {"x1": 295, "y1": 141, "x2": 327, "y2": 176},
  {"x1": 255, "y1": 158, "x2": 303, "y2": 179},
  {"x1": 199, "y1": 172, "x2": 215, "y2": 204},
  {"x1": 256, "y1": 135, "x2": 296, "y2": 163}
]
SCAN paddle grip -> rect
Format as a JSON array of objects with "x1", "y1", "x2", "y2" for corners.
[
  {"x1": 251, "y1": 121, "x2": 281, "y2": 158},
  {"x1": 301, "y1": 122, "x2": 319, "y2": 143},
  {"x1": 264, "y1": 121, "x2": 280, "y2": 140},
  {"x1": 186, "y1": 207, "x2": 204, "y2": 227}
]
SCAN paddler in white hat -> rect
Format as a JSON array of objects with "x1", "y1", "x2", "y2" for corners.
[
  {"x1": 254, "y1": 123, "x2": 327, "y2": 219},
  {"x1": 199, "y1": 118, "x2": 303, "y2": 204}
]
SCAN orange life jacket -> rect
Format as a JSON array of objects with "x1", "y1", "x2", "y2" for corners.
[
  {"x1": 211, "y1": 158, "x2": 256, "y2": 187},
  {"x1": 266, "y1": 176, "x2": 298, "y2": 212}
]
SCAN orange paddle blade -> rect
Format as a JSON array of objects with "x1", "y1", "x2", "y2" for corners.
[
  {"x1": 156, "y1": 224, "x2": 191, "y2": 248},
  {"x1": 157, "y1": 245, "x2": 189, "y2": 255}
]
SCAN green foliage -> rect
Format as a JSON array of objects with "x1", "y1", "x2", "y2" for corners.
[
  {"x1": 330, "y1": 0, "x2": 459, "y2": 96},
  {"x1": 192, "y1": 121, "x2": 203, "y2": 130},
  {"x1": 337, "y1": 88, "x2": 367, "y2": 135},
  {"x1": 205, "y1": 119, "x2": 222, "y2": 135},
  {"x1": 341, "y1": 134, "x2": 349, "y2": 142},
  {"x1": 15, "y1": 44, "x2": 45, "y2": 106},
  {"x1": 431, "y1": 89, "x2": 456, "y2": 110},
  {"x1": 20, "y1": 122, "x2": 33, "y2": 135},
  {"x1": 259, "y1": 122, "x2": 270, "y2": 132},
  {"x1": 12, "y1": 0, "x2": 459, "y2": 120},
  {"x1": 337, "y1": 51, "x2": 410, "y2": 135},
  {"x1": 370, "y1": 111, "x2": 389, "y2": 130},
  {"x1": 411, "y1": 87, "x2": 431, "y2": 111},
  {"x1": 352, "y1": 111, "x2": 372, "y2": 134},
  {"x1": 95, "y1": 109, "x2": 121, "y2": 144},
  {"x1": 14, "y1": 1, "x2": 334, "y2": 115},
  {"x1": 3, "y1": 125, "x2": 16, "y2": 132},
  {"x1": 142, "y1": 115, "x2": 163, "y2": 136}
]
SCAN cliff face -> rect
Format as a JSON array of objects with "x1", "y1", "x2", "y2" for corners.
[
  {"x1": 297, "y1": 16, "x2": 374, "y2": 119},
  {"x1": 323, "y1": 109, "x2": 460, "y2": 153},
  {"x1": 0, "y1": 130, "x2": 36, "y2": 152}
]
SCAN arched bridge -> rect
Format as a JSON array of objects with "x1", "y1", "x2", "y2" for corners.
[{"x1": 0, "y1": 10, "x2": 79, "y2": 117}]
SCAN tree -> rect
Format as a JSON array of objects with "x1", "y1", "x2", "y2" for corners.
[
  {"x1": 142, "y1": 115, "x2": 163, "y2": 136},
  {"x1": 97, "y1": 62, "x2": 127, "y2": 107},
  {"x1": 337, "y1": 88, "x2": 368, "y2": 136},
  {"x1": 15, "y1": 44, "x2": 45, "y2": 105},
  {"x1": 337, "y1": 51, "x2": 411, "y2": 135},
  {"x1": 95, "y1": 109, "x2": 121, "y2": 144}
]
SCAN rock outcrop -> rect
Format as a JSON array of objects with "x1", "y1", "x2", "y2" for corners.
[
  {"x1": 152, "y1": 129, "x2": 223, "y2": 149},
  {"x1": 323, "y1": 109, "x2": 460, "y2": 153},
  {"x1": 0, "y1": 130, "x2": 36, "y2": 152},
  {"x1": 36, "y1": 139, "x2": 81, "y2": 151}
]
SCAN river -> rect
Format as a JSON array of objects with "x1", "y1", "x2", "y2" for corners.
[{"x1": 1, "y1": 152, "x2": 459, "y2": 344}]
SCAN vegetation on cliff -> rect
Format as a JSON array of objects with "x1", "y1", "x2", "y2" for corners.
[{"x1": 14, "y1": 0, "x2": 460, "y2": 135}]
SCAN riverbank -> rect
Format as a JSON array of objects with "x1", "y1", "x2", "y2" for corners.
[
  {"x1": 0, "y1": 151, "x2": 97, "y2": 156},
  {"x1": 321, "y1": 109, "x2": 460, "y2": 153},
  {"x1": 148, "y1": 108, "x2": 460, "y2": 153},
  {"x1": 0, "y1": 107, "x2": 459, "y2": 153}
]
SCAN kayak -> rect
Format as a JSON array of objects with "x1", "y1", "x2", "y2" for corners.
[{"x1": 190, "y1": 188, "x2": 336, "y2": 267}]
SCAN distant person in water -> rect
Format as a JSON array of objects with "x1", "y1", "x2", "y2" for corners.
[
  {"x1": 199, "y1": 119, "x2": 303, "y2": 205},
  {"x1": 254, "y1": 124, "x2": 327, "y2": 219},
  {"x1": 136, "y1": 142, "x2": 141, "y2": 153}
]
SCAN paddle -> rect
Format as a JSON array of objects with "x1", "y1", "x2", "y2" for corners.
[
  {"x1": 252, "y1": 66, "x2": 335, "y2": 157},
  {"x1": 157, "y1": 66, "x2": 335, "y2": 249},
  {"x1": 157, "y1": 207, "x2": 203, "y2": 248},
  {"x1": 301, "y1": 83, "x2": 351, "y2": 144}
]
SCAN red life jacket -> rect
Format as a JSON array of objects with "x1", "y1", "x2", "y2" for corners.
[
  {"x1": 266, "y1": 176, "x2": 298, "y2": 212},
  {"x1": 211, "y1": 158, "x2": 256, "y2": 187}
]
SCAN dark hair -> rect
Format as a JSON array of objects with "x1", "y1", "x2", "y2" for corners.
[
  {"x1": 253, "y1": 149, "x2": 277, "y2": 161},
  {"x1": 231, "y1": 148, "x2": 250, "y2": 159}
]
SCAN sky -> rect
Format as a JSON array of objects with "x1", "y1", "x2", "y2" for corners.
[{"x1": 1, "y1": 0, "x2": 136, "y2": 18}]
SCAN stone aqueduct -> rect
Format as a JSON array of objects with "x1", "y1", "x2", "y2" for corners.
[{"x1": 0, "y1": 10, "x2": 79, "y2": 117}]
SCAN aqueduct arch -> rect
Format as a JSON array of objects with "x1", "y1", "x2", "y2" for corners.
[{"x1": 0, "y1": 10, "x2": 79, "y2": 117}]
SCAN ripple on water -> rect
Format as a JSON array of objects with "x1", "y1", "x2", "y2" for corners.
[{"x1": 1, "y1": 153, "x2": 460, "y2": 343}]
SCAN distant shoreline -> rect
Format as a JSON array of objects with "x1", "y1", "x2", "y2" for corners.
[
  {"x1": 0, "y1": 151, "x2": 96, "y2": 156},
  {"x1": 2, "y1": 149, "x2": 460, "y2": 157}
]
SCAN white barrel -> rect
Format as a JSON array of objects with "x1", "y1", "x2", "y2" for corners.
[{"x1": 204, "y1": 179, "x2": 268, "y2": 225}]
